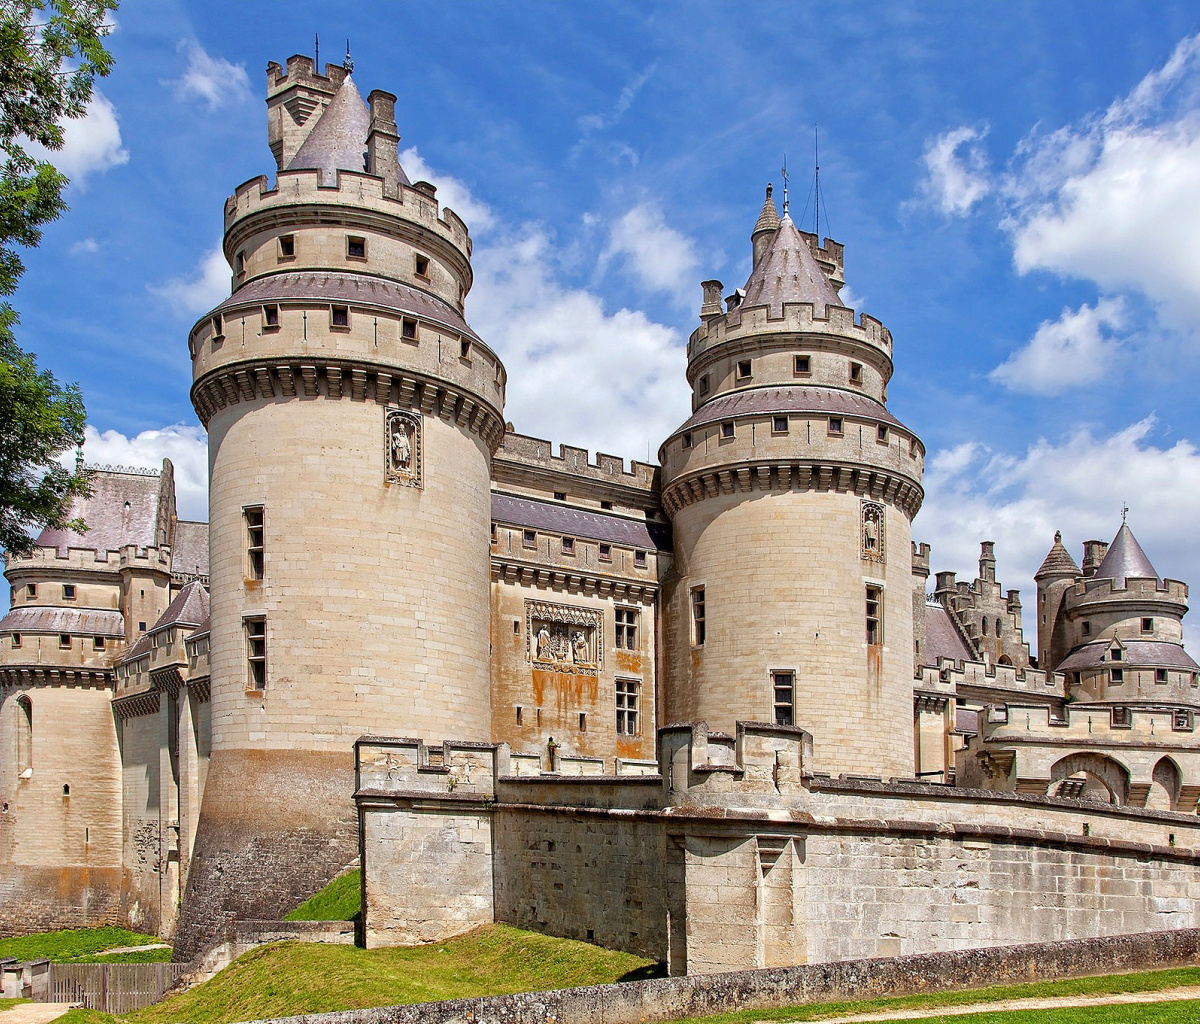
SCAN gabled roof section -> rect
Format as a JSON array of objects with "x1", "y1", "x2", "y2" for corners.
[
  {"x1": 1095, "y1": 523, "x2": 1160, "y2": 585},
  {"x1": 491, "y1": 493, "x2": 671, "y2": 552},
  {"x1": 1034, "y1": 530, "x2": 1081, "y2": 581},
  {"x1": 741, "y1": 214, "x2": 843, "y2": 318},
  {"x1": 173, "y1": 520, "x2": 210, "y2": 579},
  {"x1": 152, "y1": 580, "x2": 210, "y2": 633},
  {"x1": 923, "y1": 603, "x2": 975, "y2": 667},
  {"x1": 36, "y1": 467, "x2": 163, "y2": 555},
  {"x1": 287, "y1": 75, "x2": 370, "y2": 182}
]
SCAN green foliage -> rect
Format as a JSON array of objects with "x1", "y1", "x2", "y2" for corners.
[
  {"x1": 283, "y1": 868, "x2": 362, "y2": 922},
  {"x1": 0, "y1": 0, "x2": 117, "y2": 556},
  {"x1": 0, "y1": 926, "x2": 163, "y2": 962},
  {"x1": 58, "y1": 925, "x2": 658, "y2": 1024}
]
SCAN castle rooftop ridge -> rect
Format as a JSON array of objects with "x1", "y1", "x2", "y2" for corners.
[
  {"x1": 494, "y1": 431, "x2": 660, "y2": 490},
  {"x1": 688, "y1": 300, "x2": 891, "y2": 361}
]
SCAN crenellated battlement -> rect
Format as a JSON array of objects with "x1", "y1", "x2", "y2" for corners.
[
  {"x1": 980, "y1": 701, "x2": 1199, "y2": 743},
  {"x1": 915, "y1": 657, "x2": 1065, "y2": 697},
  {"x1": 688, "y1": 301, "x2": 891, "y2": 363},
  {"x1": 266, "y1": 55, "x2": 348, "y2": 93},
  {"x1": 118, "y1": 544, "x2": 172, "y2": 574},
  {"x1": 659, "y1": 720, "x2": 813, "y2": 800},
  {"x1": 494, "y1": 432, "x2": 660, "y2": 493},
  {"x1": 6, "y1": 545, "x2": 124, "y2": 573},
  {"x1": 1069, "y1": 575, "x2": 1189, "y2": 609},
  {"x1": 911, "y1": 541, "x2": 931, "y2": 574}
]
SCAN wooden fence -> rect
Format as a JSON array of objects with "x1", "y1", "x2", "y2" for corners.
[{"x1": 48, "y1": 962, "x2": 187, "y2": 1013}]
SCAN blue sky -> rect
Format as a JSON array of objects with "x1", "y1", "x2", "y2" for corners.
[{"x1": 13, "y1": 0, "x2": 1200, "y2": 640}]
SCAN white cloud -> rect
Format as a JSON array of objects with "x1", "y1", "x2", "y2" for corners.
[
  {"x1": 599, "y1": 202, "x2": 701, "y2": 307},
  {"x1": 916, "y1": 417, "x2": 1200, "y2": 648},
  {"x1": 571, "y1": 64, "x2": 656, "y2": 164},
  {"x1": 1003, "y1": 32, "x2": 1200, "y2": 329},
  {"x1": 916, "y1": 125, "x2": 991, "y2": 215},
  {"x1": 471, "y1": 226, "x2": 689, "y2": 461},
  {"x1": 990, "y1": 298, "x2": 1127, "y2": 394},
  {"x1": 169, "y1": 41, "x2": 251, "y2": 109},
  {"x1": 26, "y1": 91, "x2": 128, "y2": 188},
  {"x1": 399, "y1": 146, "x2": 495, "y2": 234},
  {"x1": 69, "y1": 238, "x2": 99, "y2": 256},
  {"x1": 74, "y1": 423, "x2": 209, "y2": 522},
  {"x1": 149, "y1": 245, "x2": 230, "y2": 315}
]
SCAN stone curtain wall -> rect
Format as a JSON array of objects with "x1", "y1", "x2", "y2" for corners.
[{"x1": 237, "y1": 927, "x2": 1200, "y2": 1024}]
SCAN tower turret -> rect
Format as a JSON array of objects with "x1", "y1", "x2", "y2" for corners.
[
  {"x1": 659, "y1": 195, "x2": 924, "y2": 778},
  {"x1": 1034, "y1": 529, "x2": 1081, "y2": 670},
  {"x1": 177, "y1": 60, "x2": 506, "y2": 958}
]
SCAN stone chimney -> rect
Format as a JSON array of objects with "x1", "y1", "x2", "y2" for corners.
[
  {"x1": 1082, "y1": 540, "x2": 1108, "y2": 578},
  {"x1": 367, "y1": 90, "x2": 401, "y2": 198}
]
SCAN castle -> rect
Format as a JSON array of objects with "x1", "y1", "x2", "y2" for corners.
[{"x1": 4, "y1": 55, "x2": 1200, "y2": 972}]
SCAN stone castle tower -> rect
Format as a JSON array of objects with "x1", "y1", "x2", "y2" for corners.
[
  {"x1": 176, "y1": 56, "x2": 506, "y2": 956},
  {"x1": 659, "y1": 187, "x2": 925, "y2": 778}
]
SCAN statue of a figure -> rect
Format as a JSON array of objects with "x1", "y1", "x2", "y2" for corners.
[
  {"x1": 391, "y1": 422, "x2": 411, "y2": 469},
  {"x1": 571, "y1": 630, "x2": 588, "y2": 664},
  {"x1": 536, "y1": 626, "x2": 552, "y2": 660},
  {"x1": 864, "y1": 517, "x2": 879, "y2": 551}
]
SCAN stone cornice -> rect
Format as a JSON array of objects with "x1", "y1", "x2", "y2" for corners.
[
  {"x1": 191, "y1": 356, "x2": 506, "y2": 453},
  {"x1": 491, "y1": 554, "x2": 658, "y2": 604},
  {"x1": 0, "y1": 666, "x2": 113, "y2": 690},
  {"x1": 662, "y1": 459, "x2": 923, "y2": 521},
  {"x1": 112, "y1": 687, "x2": 161, "y2": 720}
]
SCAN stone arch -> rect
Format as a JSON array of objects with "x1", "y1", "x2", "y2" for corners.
[
  {"x1": 1147, "y1": 756, "x2": 1182, "y2": 812},
  {"x1": 15, "y1": 694, "x2": 32, "y2": 775},
  {"x1": 997, "y1": 655, "x2": 1013, "y2": 667},
  {"x1": 1050, "y1": 751, "x2": 1130, "y2": 805}
]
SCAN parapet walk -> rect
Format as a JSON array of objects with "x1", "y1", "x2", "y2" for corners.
[{"x1": 230, "y1": 926, "x2": 1200, "y2": 1024}]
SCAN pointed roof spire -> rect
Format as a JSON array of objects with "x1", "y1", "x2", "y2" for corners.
[
  {"x1": 287, "y1": 74, "x2": 370, "y2": 183},
  {"x1": 1095, "y1": 522, "x2": 1160, "y2": 585},
  {"x1": 752, "y1": 183, "x2": 781, "y2": 237},
  {"x1": 1034, "y1": 530, "x2": 1081, "y2": 581},
  {"x1": 741, "y1": 213, "x2": 842, "y2": 317}
]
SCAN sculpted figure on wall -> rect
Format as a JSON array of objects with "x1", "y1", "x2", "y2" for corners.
[
  {"x1": 385, "y1": 408, "x2": 422, "y2": 487},
  {"x1": 526, "y1": 600, "x2": 602, "y2": 674},
  {"x1": 862, "y1": 501, "x2": 885, "y2": 562}
]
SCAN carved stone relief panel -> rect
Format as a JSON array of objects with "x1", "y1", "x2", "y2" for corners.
[
  {"x1": 861, "y1": 500, "x2": 885, "y2": 563},
  {"x1": 385, "y1": 408, "x2": 422, "y2": 488},
  {"x1": 526, "y1": 600, "x2": 602, "y2": 675}
]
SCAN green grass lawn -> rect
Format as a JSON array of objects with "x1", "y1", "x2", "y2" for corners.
[
  {"x1": 865, "y1": 1003, "x2": 1200, "y2": 1023},
  {"x1": 57, "y1": 924, "x2": 659, "y2": 1024},
  {"x1": 283, "y1": 868, "x2": 361, "y2": 922},
  {"x1": 0, "y1": 928, "x2": 167, "y2": 963}
]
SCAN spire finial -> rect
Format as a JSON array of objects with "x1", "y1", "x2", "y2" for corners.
[
  {"x1": 1121, "y1": 502, "x2": 1129, "y2": 524},
  {"x1": 765, "y1": 182, "x2": 772, "y2": 201},
  {"x1": 343, "y1": 39, "x2": 353, "y2": 73},
  {"x1": 780, "y1": 155, "x2": 789, "y2": 217},
  {"x1": 1054, "y1": 530, "x2": 1062, "y2": 543}
]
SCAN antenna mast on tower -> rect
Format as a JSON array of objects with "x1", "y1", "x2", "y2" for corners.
[
  {"x1": 781, "y1": 155, "x2": 789, "y2": 217},
  {"x1": 814, "y1": 124, "x2": 820, "y2": 241},
  {"x1": 314, "y1": 33, "x2": 319, "y2": 70}
]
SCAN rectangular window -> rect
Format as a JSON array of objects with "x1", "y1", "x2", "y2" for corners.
[
  {"x1": 850, "y1": 362, "x2": 863, "y2": 384},
  {"x1": 245, "y1": 506, "x2": 265, "y2": 580},
  {"x1": 522, "y1": 529, "x2": 536, "y2": 548},
  {"x1": 59, "y1": 634, "x2": 71, "y2": 649},
  {"x1": 634, "y1": 550, "x2": 647, "y2": 568},
  {"x1": 516, "y1": 706, "x2": 523, "y2": 725},
  {"x1": 553, "y1": 491, "x2": 566, "y2": 501},
  {"x1": 10, "y1": 633, "x2": 20, "y2": 649},
  {"x1": 579, "y1": 712, "x2": 587, "y2": 732},
  {"x1": 1110, "y1": 648, "x2": 1123, "y2": 661},
  {"x1": 1082, "y1": 621, "x2": 1091, "y2": 637},
  {"x1": 402, "y1": 318, "x2": 418, "y2": 340},
  {"x1": 736, "y1": 359, "x2": 752, "y2": 380},
  {"x1": 721, "y1": 421, "x2": 735, "y2": 440},
  {"x1": 1174, "y1": 710, "x2": 1192, "y2": 731},
  {"x1": 460, "y1": 339, "x2": 471, "y2": 360},
  {"x1": 1157, "y1": 668, "x2": 1169, "y2": 683},
  {"x1": 599, "y1": 543, "x2": 612, "y2": 562},
  {"x1": 330, "y1": 305, "x2": 349, "y2": 328},
  {"x1": 681, "y1": 432, "x2": 693, "y2": 450},
  {"x1": 772, "y1": 670, "x2": 794, "y2": 727},
  {"x1": 829, "y1": 416, "x2": 843, "y2": 436},
  {"x1": 414, "y1": 254, "x2": 430, "y2": 278},
  {"x1": 62, "y1": 584, "x2": 76, "y2": 601},
  {"x1": 25, "y1": 583, "x2": 35, "y2": 599},
  {"x1": 235, "y1": 250, "x2": 245, "y2": 275},
  {"x1": 561, "y1": 536, "x2": 575, "y2": 555},
  {"x1": 698, "y1": 374, "x2": 710, "y2": 395},
  {"x1": 877, "y1": 425, "x2": 889, "y2": 443},
  {"x1": 346, "y1": 235, "x2": 366, "y2": 259},
  {"x1": 211, "y1": 314, "x2": 224, "y2": 340},
  {"x1": 600, "y1": 501, "x2": 613, "y2": 510},
  {"x1": 263, "y1": 304, "x2": 280, "y2": 328},
  {"x1": 866, "y1": 585, "x2": 882, "y2": 645},
  {"x1": 278, "y1": 234, "x2": 295, "y2": 258},
  {"x1": 615, "y1": 607, "x2": 639, "y2": 650},
  {"x1": 1110, "y1": 667, "x2": 1124, "y2": 683},
  {"x1": 1142, "y1": 617, "x2": 1154, "y2": 632},
  {"x1": 246, "y1": 617, "x2": 267, "y2": 690},
  {"x1": 692, "y1": 586, "x2": 706, "y2": 646},
  {"x1": 795, "y1": 354, "x2": 811, "y2": 374},
  {"x1": 616, "y1": 678, "x2": 640, "y2": 735},
  {"x1": 773, "y1": 415, "x2": 788, "y2": 434},
  {"x1": 93, "y1": 636, "x2": 105, "y2": 651},
  {"x1": 1112, "y1": 706, "x2": 1130, "y2": 726}
]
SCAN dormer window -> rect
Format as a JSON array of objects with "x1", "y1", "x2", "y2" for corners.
[{"x1": 1110, "y1": 647, "x2": 1123, "y2": 662}]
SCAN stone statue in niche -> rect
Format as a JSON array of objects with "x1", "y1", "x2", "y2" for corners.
[
  {"x1": 526, "y1": 599, "x2": 603, "y2": 674},
  {"x1": 862, "y1": 500, "x2": 885, "y2": 562},
  {"x1": 385, "y1": 408, "x2": 422, "y2": 488}
]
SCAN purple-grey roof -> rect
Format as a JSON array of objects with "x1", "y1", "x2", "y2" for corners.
[
  {"x1": 675, "y1": 385, "x2": 906, "y2": 435},
  {"x1": 0, "y1": 606, "x2": 125, "y2": 637},
  {"x1": 287, "y1": 75, "x2": 370, "y2": 183},
  {"x1": 1095, "y1": 523, "x2": 1160, "y2": 585},
  {"x1": 152, "y1": 580, "x2": 209, "y2": 633},
  {"x1": 923, "y1": 603, "x2": 974, "y2": 667},
  {"x1": 741, "y1": 214, "x2": 843, "y2": 317},
  {"x1": 491, "y1": 493, "x2": 671, "y2": 552},
  {"x1": 1056, "y1": 640, "x2": 1199, "y2": 673},
  {"x1": 173, "y1": 520, "x2": 209, "y2": 578},
  {"x1": 36, "y1": 468, "x2": 162, "y2": 555},
  {"x1": 217, "y1": 271, "x2": 481, "y2": 342},
  {"x1": 952, "y1": 708, "x2": 979, "y2": 736},
  {"x1": 122, "y1": 632, "x2": 152, "y2": 662},
  {"x1": 752, "y1": 185, "x2": 781, "y2": 237},
  {"x1": 1034, "y1": 530, "x2": 1081, "y2": 581}
]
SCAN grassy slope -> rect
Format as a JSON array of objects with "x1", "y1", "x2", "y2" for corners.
[
  {"x1": 58, "y1": 925, "x2": 656, "y2": 1024},
  {"x1": 283, "y1": 869, "x2": 361, "y2": 922},
  {"x1": 0, "y1": 1000, "x2": 32, "y2": 1013},
  {"x1": 0, "y1": 929, "x2": 165, "y2": 963}
]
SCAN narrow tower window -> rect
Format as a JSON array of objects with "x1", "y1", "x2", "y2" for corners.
[
  {"x1": 245, "y1": 506, "x2": 265, "y2": 580},
  {"x1": 794, "y1": 355, "x2": 811, "y2": 374},
  {"x1": 25, "y1": 584, "x2": 35, "y2": 599},
  {"x1": 692, "y1": 587, "x2": 706, "y2": 646},
  {"x1": 402, "y1": 318, "x2": 418, "y2": 341},
  {"x1": 828, "y1": 417, "x2": 843, "y2": 436},
  {"x1": 10, "y1": 633, "x2": 20, "y2": 649},
  {"x1": 1142, "y1": 618, "x2": 1154, "y2": 633},
  {"x1": 698, "y1": 374, "x2": 710, "y2": 396},
  {"x1": 62, "y1": 584, "x2": 76, "y2": 601},
  {"x1": 346, "y1": 235, "x2": 367, "y2": 259},
  {"x1": 414, "y1": 254, "x2": 430, "y2": 278},
  {"x1": 736, "y1": 359, "x2": 752, "y2": 380},
  {"x1": 330, "y1": 305, "x2": 349, "y2": 328},
  {"x1": 59, "y1": 634, "x2": 71, "y2": 649},
  {"x1": 263, "y1": 304, "x2": 280, "y2": 329},
  {"x1": 866, "y1": 585, "x2": 883, "y2": 645},
  {"x1": 772, "y1": 671, "x2": 794, "y2": 726},
  {"x1": 561, "y1": 537, "x2": 575, "y2": 555},
  {"x1": 721, "y1": 421, "x2": 735, "y2": 440},
  {"x1": 246, "y1": 617, "x2": 267, "y2": 690},
  {"x1": 615, "y1": 607, "x2": 639, "y2": 650},
  {"x1": 849, "y1": 362, "x2": 863, "y2": 384},
  {"x1": 877, "y1": 425, "x2": 889, "y2": 443},
  {"x1": 616, "y1": 678, "x2": 640, "y2": 735},
  {"x1": 278, "y1": 234, "x2": 295, "y2": 259},
  {"x1": 16, "y1": 696, "x2": 32, "y2": 775},
  {"x1": 681, "y1": 432, "x2": 693, "y2": 450},
  {"x1": 773, "y1": 415, "x2": 789, "y2": 434},
  {"x1": 599, "y1": 543, "x2": 612, "y2": 562}
]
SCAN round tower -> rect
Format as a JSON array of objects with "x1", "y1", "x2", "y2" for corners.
[
  {"x1": 659, "y1": 188, "x2": 924, "y2": 778},
  {"x1": 176, "y1": 56, "x2": 506, "y2": 957}
]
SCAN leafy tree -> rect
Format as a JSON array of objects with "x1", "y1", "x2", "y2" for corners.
[{"x1": 0, "y1": 0, "x2": 118, "y2": 556}]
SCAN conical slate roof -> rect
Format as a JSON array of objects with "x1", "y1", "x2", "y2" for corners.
[
  {"x1": 752, "y1": 184, "x2": 781, "y2": 237},
  {"x1": 287, "y1": 75, "x2": 370, "y2": 182},
  {"x1": 742, "y1": 213, "x2": 842, "y2": 317},
  {"x1": 1095, "y1": 523, "x2": 1160, "y2": 585},
  {"x1": 1034, "y1": 530, "x2": 1081, "y2": 581}
]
